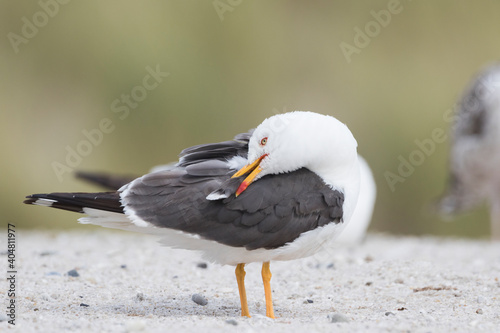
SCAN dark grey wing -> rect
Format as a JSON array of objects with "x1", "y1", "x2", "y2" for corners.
[
  {"x1": 177, "y1": 130, "x2": 252, "y2": 166},
  {"x1": 75, "y1": 130, "x2": 253, "y2": 190},
  {"x1": 121, "y1": 167, "x2": 344, "y2": 250}
]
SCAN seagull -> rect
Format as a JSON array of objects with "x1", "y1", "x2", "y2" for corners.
[
  {"x1": 438, "y1": 64, "x2": 500, "y2": 240},
  {"x1": 24, "y1": 111, "x2": 361, "y2": 318}
]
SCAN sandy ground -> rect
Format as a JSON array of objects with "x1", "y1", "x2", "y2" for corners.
[{"x1": 1, "y1": 230, "x2": 500, "y2": 333}]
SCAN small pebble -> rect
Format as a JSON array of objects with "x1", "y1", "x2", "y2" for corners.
[
  {"x1": 67, "y1": 269, "x2": 79, "y2": 277},
  {"x1": 120, "y1": 264, "x2": 127, "y2": 269},
  {"x1": 385, "y1": 311, "x2": 395, "y2": 316},
  {"x1": 197, "y1": 262, "x2": 208, "y2": 269},
  {"x1": 192, "y1": 293, "x2": 208, "y2": 306},
  {"x1": 80, "y1": 303, "x2": 89, "y2": 307},
  {"x1": 328, "y1": 312, "x2": 350, "y2": 323},
  {"x1": 395, "y1": 278, "x2": 404, "y2": 284},
  {"x1": 365, "y1": 281, "x2": 373, "y2": 286},
  {"x1": 135, "y1": 293, "x2": 145, "y2": 301},
  {"x1": 306, "y1": 299, "x2": 314, "y2": 304},
  {"x1": 326, "y1": 263, "x2": 335, "y2": 269},
  {"x1": 476, "y1": 308, "x2": 483, "y2": 315},
  {"x1": 40, "y1": 251, "x2": 57, "y2": 256},
  {"x1": 225, "y1": 319, "x2": 238, "y2": 326}
]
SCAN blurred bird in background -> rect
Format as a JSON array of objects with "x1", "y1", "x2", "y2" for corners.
[{"x1": 438, "y1": 64, "x2": 500, "y2": 240}]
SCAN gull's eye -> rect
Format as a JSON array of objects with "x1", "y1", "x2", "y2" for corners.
[{"x1": 260, "y1": 137, "x2": 268, "y2": 146}]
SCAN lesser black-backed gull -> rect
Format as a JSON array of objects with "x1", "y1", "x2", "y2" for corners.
[{"x1": 24, "y1": 111, "x2": 361, "y2": 318}]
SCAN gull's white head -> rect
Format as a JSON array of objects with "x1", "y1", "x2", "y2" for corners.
[{"x1": 232, "y1": 111, "x2": 359, "y2": 196}]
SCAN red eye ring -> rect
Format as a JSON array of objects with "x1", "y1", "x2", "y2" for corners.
[{"x1": 260, "y1": 137, "x2": 268, "y2": 146}]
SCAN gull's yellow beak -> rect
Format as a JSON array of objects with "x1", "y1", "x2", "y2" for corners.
[{"x1": 232, "y1": 154, "x2": 268, "y2": 197}]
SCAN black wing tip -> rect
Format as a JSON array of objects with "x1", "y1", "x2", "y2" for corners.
[
  {"x1": 74, "y1": 170, "x2": 104, "y2": 183},
  {"x1": 24, "y1": 193, "x2": 47, "y2": 204},
  {"x1": 74, "y1": 170, "x2": 93, "y2": 181},
  {"x1": 74, "y1": 170, "x2": 108, "y2": 180},
  {"x1": 23, "y1": 197, "x2": 36, "y2": 205},
  {"x1": 24, "y1": 198, "x2": 34, "y2": 205},
  {"x1": 22, "y1": 192, "x2": 123, "y2": 214}
]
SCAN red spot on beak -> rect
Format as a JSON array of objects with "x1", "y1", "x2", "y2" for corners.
[{"x1": 232, "y1": 154, "x2": 268, "y2": 197}]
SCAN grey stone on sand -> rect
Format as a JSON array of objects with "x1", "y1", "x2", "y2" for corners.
[
  {"x1": 192, "y1": 293, "x2": 208, "y2": 306},
  {"x1": 67, "y1": 269, "x2": 79, "y2": 277},
  {"x1": 135, "y1": 292, "x2": 145, "y2": 302},
  {"x1": 197, "y1": 262, "x2": 208, "y2": 269},
  {"x1": 40, "y1": 251, "x2": 57, "y2": 256},
  {"x1": 225, "y1": 319, "x2": 238, "y2": 326}
]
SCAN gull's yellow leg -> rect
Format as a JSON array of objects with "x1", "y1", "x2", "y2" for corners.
[
  {"x1": 261, "y1": 261, "x2": 275, "y2": 319},
  {"x1": 235, "y1": 263, "x2": 251, "y2": 317}
]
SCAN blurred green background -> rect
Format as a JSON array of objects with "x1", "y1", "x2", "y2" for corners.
[{"x1": 1, "y1": 1, "x2": 498, "y2": 237}]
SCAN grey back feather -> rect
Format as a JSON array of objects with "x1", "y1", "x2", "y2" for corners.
[{"x1": 122, "y1": 167, "x2": 344, "y2": 250}]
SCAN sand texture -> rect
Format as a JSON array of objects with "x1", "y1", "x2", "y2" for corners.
[{"x1": 1, "y1": 230, "x2": 499, "y2": 332}]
